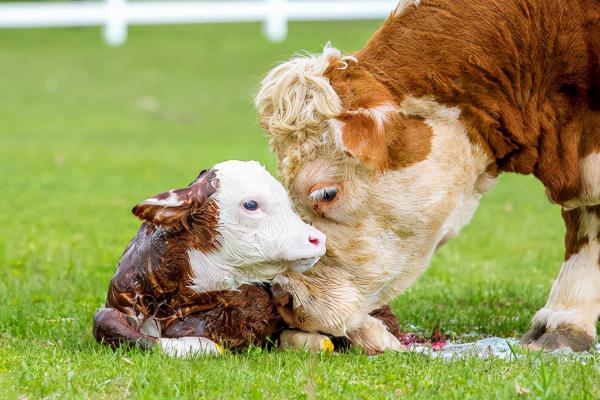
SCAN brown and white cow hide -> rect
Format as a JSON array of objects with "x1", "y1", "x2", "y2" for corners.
[{"x1": 255, "y1": 0, "x2": 600, "y2": 353}]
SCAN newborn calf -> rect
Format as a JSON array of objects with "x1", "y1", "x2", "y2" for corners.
[{"x1": 93, "y1": 160, "x2": 327, "y2": 356}]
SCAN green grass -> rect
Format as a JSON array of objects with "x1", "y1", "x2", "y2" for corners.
[{"x1": 0, "y1": 21, "x2": 598, "y2": 399}]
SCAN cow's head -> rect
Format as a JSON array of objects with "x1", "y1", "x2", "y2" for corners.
[
  {"x1": 256, "y1": 45, "x2": 495, "y2": 309},
  {"x1": 133, "y1": 160, "x2": 326, "y2": 287}
]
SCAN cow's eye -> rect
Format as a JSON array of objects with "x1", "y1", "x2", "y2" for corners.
[
  {"x1": 309, "y1": 186, "x2": 338, "y2": 203},
  {"x1": 242, "y1": 200, "x2": 259, "y2": 211}
]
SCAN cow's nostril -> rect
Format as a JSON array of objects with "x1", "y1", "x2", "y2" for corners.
[{"x1": 308, "y1": 236, "x2": 320, "y2": 246}]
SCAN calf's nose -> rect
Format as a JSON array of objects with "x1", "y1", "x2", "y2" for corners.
[{"x1": 305, "y1": 229, "x2": 326, "y2": 256}]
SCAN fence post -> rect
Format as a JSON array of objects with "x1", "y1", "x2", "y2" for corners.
[
  {"x1": 264, "y1": 0, "x2": 287, "y2": 42},
  {"x1": 103, "y1": 0, "x2": 127, "y2": 46}
]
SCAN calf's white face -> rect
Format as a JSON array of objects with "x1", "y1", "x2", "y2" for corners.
[
  {"x1": 210, "y1": 160, "x2": 326, "y2": 278},
  {"x1": 134, "y1": 160, "x2": 326, "y2": 292}
]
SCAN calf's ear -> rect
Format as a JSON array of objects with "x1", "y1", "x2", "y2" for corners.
[{"x1": 132, "y1": 169, "x2": 218, "y2": 229}]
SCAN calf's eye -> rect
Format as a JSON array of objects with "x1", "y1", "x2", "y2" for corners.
[
  {"x1": 242, "y1": 200, "x2": 259, "y2": 211},
  {"x1": 309, "y1": 186, "x2": 338, "y2": 203}
]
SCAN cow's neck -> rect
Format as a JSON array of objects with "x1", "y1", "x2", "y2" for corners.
[
  {"x1": 356, "y1": 1, "x2": 582, "y2": 202},
  {"x1": 375, "y1": 96, "x2": 496, "y2": 306}
]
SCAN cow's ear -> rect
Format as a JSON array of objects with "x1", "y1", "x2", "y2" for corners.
[
  {"x1": 335, "y1": 110, "x2": 433, "y2": 172},
  {"x1": 334, "y1": 110, "x2": 395, "y2": 172},
  {"x1": 132, "y1": 169, "x2": 218, "y2": 228}
]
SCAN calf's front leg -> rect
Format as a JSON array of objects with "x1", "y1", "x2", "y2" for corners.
[
  {"x1": 521, "y1": 206, "x2": 600, "y2": 351},
  {"x1": 278, "y1": 330, "x2": 334, "y2": 352},
  {"x1": 93, "y1": 307, "x2": 158, "y2": 350},
  {"x1": 93, "y1": 308, "x2": 222, "y2": 357}
]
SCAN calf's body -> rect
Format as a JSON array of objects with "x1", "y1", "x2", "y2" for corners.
[
  {"x1": 95, "y1": 224, "x2": 282, "y2": 351},
  {"x1": 94, "y1": 161, "x2": 327, "y2": 355}
]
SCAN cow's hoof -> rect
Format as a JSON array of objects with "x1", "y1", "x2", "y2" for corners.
[
  {"x1": 160, "y1": 337, "x2": 223, "y2": 358},
  {"x1": 520, "y1": 324, "x2": 595, "y2": 352},
  {"x1": 347, "y1": 315, "x2": 405, "y2": 355}
]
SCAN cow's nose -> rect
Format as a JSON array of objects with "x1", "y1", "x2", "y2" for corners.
[{"x1": 308, "y1": 236, "x2": 320, "y2": 246}]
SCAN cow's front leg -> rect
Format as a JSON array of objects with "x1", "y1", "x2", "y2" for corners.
[
  {"x1": 273, "y1": 274, "x2": 403, "y2": 355},
  {"x1": 346, "y1": 313, "x2": 404, "y2": 355},
  {"x1": 521, "y1": 207, "x2": 600, "y2": 351}
]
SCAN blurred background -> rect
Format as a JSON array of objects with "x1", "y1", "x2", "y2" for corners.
[
  {"x1": 0, "y1": 1, "x2": 573, "y2": 397},
  {"x1": 0, "y1": 0, "x2": 397, "y2": 45}
]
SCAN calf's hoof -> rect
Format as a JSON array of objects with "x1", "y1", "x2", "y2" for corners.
[
  {"x1": 520, "y1": 324, "x2": 596, "y2": 352},
  {"x1": 279, "y1": 329, "x2": 334, "y2": 353},
  {"x1": 160, "y1": 337, "x2": 223, "y2": 358}
]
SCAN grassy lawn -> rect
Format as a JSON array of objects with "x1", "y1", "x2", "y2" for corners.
[{"x1": 0, "y1": 21, "x2": 599, "y2": 399}]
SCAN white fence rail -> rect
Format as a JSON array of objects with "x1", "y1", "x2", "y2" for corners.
[{"x1": 0, "y1": 0, "x2": 397, "y2": 46}]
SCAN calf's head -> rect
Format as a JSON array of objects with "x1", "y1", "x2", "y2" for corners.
[
  {"x1": 133, "y1": 160, "x2": 326, "y2": 287},
  {"x1": 256, "y1": 46, "x2": 494, "y2": 303}
]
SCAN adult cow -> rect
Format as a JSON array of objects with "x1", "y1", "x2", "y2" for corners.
[{"x1": 255, "y1": 0, "x2": 600, "y2": 354}]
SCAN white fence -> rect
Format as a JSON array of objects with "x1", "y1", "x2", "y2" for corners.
[{"x1": 0, "y1": 0, "x2": 398, "y2": 46}]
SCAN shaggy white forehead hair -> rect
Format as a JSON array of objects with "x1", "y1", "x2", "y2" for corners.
[
  {"x1": 213, "y1": 159, "x2": 290, "y2": 205},
  {"x1": 255, "y1": 44, "x2": 354, "y2": 184}
]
